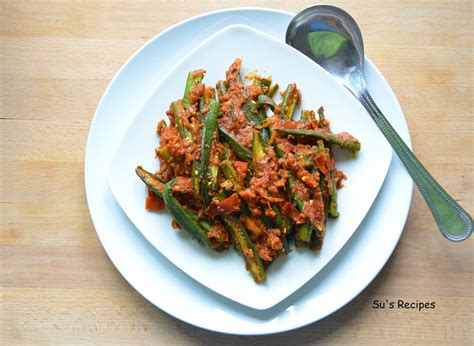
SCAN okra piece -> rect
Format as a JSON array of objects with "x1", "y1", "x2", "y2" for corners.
[
  {"x1": 182, "y1": 70, "x2": 204, "y2": 107},
  {"x1": 252, "y1": 78, "x2": 262, "y2": 88},
  {"x1": 261, "y1": 78, "x2": 272, "y2": 88},
  {"x1": 273, "y1": 206, "x2": 291, "y2": 256},
  {"x1": 272, "y1": 140, "x2": 286, "y2": 159},
  {"x1": 162, "y1": 180, "x2": 212, "y2": 248},
  {"x1": 200, "y1": 99, "x2": 219, "y2": 206},
  {"x1": 266, "y1": 83, "x2": 279, "y2": 98},
  {"x1": 243, "y1": 100, "x2": 263, "y2": 125},
  {"x1": 216, "y1": 80, "x2": 228, "y2": 102},
  {"x1": 252, "y1": 129, "x2": 266, "y2": 160},
  {"x1": 271, "y1": 204, "x2": 284, "y2": 230},
  {"x1": 157, "y1": 147, "x2": 172, "y2": 163},
  {"x1": 260, "y1": 212, "x2": 275, "y2": 232},
  {"x1": 287, "y1": 174, "x2": 324, "y2": 242},
  {"x1": 275, "y1": 128, "x2": 361, "y2": 151},
  {"x1": 191, "y1": 161, "x2": 200, "y2": 196},
  {"x1": 210, "y1": 152, "x2": 219, "y2": 192},
  {"x1": 273, "y1": 84, "x2": 299, "y2": 158},
  {"x1": 241, "y1": 94, "x2": 271, "y2": 144},
  {"x1": 288, "y1": 176, "x2": 304, "y2": 211},
  {"x1": 295, "y1": 223, "x2": 312, "y2": 247},
  {"x1": 198, "y1": 95, "x2": 205, "y2": 113},
  {"x1": 218, "y1": 127, "x2": 252, "y2": 162},
  {"x1": 221, "y1": 215, "x2": 266, "y2": 283},
  {"x1": 317, "y1": 106, "x2": 326, "y2": 128},
  {"x1": 256, "y1": 95, "x2": 276, "y2": 111},
  {"x1": 315, "y1": 140, "x2": 338, "y2": 218},
  {"x1": 135, "y1": 166, "x2": 165, "y2": 198},
  {"x1": 171, "y1": 101, "x2": 192, "y2": 141},
  {"x1": 227, "y1": 58, "x2": 244, "y2": 85},
  {"x1": 280, "y1": 83, "x2": 299, "y2": 120},
  {"x1": 185, "y1": 207, "x2": 218, "y2": 236},
  {"x1": 198, "y1": 87, "x2": 216, "y2": 121},
  {"x1": 301, "y1": 109, "x2": 316, "y2": 123},
  {"x1": 328, "y1": 169, "x2": 339, "y2": 218},
  {"x1": 220, "y1": 160, "x2": 243, "y2": 190}
]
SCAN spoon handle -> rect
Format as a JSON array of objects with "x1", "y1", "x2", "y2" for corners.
[{"x1": 358, "y1": 89, "x2": 472, "y2": 241}]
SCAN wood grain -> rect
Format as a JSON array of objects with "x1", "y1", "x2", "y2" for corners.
[{"x1": 1, "y1": 0, "x2": 472, "y2": 344}]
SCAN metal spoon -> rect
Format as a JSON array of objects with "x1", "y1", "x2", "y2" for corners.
[{"x1": 286, "y1": 5, "x2": 472, "y2": 241}]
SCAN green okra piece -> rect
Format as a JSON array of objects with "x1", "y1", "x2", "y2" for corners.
[
  {"x1": 317, "y1": 106, "x2": 326, "y2": 128},
  {"x1": 295, "y1": 223, "x2": 312, "y2": 246},
  {"x1": 227, "y1": 59, "x2": 244, "y2": 85},
  {"x1": 243, "y1": 100, "x2": 263, "y2": 125},
  {"x1": 218, "y1": 127, "x2": 252, "y2": 162},
  {"x1": 252, "y1": 129, "x2": 266, "y2": 160},
  {"x1": 171, "y1": 101, "x2": 192, "y2": 141},
  {"x1": 275, "y1": 128, "x2": 361, "y2": 151},
  {"x1": 281, "y1": 232, "x2": 291, "y2": 255},
  {"x1": 198, "y1": 87, "x2": 216, "y2": 121},
  {"x1": 259, "y1": 203, "x2": 285, "y2": 232},
  {"x1": 280, "y1": 83, "x2": 299, "y2": 120},
  {"x1": 270, "y1": 84, "x2": 299, "y2": 156},
  {"x1": 258, "y1": 108, "x2": 268, "y2": 122},
  {"x1": 261, "y1": 212, "x2": 274, "y2": 230},
  {"x1": 135, "y1": 166, "x2": 165, "y2": 198},
  {"x1": 157, "y1": 147, "x2": 172, "y2": 163},
  {"x1": 328, "y1": 169, "x2": 339, "y2": 218},
  {"x1": 220, "y1": 160, "x2": 243, "y2": 190},
  {"x1": 252, "y1": 78, "x2": 262, "y2": 88},
  {"x1": 185, "y1": 213, "x2": 226, "y2": 251},
  {"x1": 210, "y1": 155, "x2": 219, "y2": 192},
  {"x1": 182, "y1": 70, "x2": 205, "y2": 107},
  {"x1": 271, "y1": 204, "x2": 291, "y2": 256},
  {"x1": 257, "y1": 109, "x2": 271, "y2": 144},
  {"x1": 323, "y1": 140, "x2": 339, "y2": 218},
  {"x1": 315, "y1": 140, "x2": 338, "y2": 218},
  {"x1": 300, "y1": 110, "x2": 310, "y2": 122},
  {"x1": 259, "y1": 209, "x2": 289, "y2": 258},
  {"x1": 272, "y1": 141, "x2": 285, "y2": 159},
  {"x1": 200, "y1": 99, "x2": 219, "y2": 206},
  {"x1": 162, "y1": 180, "x2": 212, "y2": 248},
  {"x1": 185, "y1": 207, "x2": 217, "y2": 235},
  {"x1": 287, "y1": 173, "x2": 324, "y2": 242},
  {"x1": 221, "y1": 215, "x2": 266, "y2": 283},
  {"x1": 256, "y1": 95, "x2": 276, "y2": 111},
  {"x1": 191, "y1": 161, "x2": 200, "y2": 196},
  {"x1": 266, "y1": 83, "x2": 279, "y2": 98},
  {"x1": 271, "y1": 204, "x2": 284, "y2": 230},
  {"x1": 198, "y1": 95, "x2": 205, "y2": 113},
  {"x1": 288, "y1": 176, "x2": 304, "y2": 212},
  {"x1": 216, "y1": 80, "x2": 228, "y2": 102},
  {"x1": 301, "y1": 109, "x2": 316, "y2": 123},
  {"x1": 261, "y1": 78, "x2": 272, "y2": 88},
  {"x1": 241, "y1": 100, "x2": 271, "y2": 145}
]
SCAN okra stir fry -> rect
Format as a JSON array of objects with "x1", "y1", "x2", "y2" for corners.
[{"x1": 136, "y1": 58, "x2": 361, "y2": 283}]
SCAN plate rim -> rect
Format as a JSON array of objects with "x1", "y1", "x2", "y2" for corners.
[{"x1": 85, "y1": 7, "x2": 413, "y2": 335}]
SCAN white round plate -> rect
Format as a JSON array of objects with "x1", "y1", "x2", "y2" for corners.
[{"x1": 85, "y1": 8, "x2": 412, "y2": 335}]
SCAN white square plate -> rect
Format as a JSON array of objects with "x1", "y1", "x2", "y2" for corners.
[{"x1": 107, "y1": 24, "x2": 392, "y2": 310}]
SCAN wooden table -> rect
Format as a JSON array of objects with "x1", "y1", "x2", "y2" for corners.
[{"x1": 1, "y1": 1, "x2": 472, "y2": 344}]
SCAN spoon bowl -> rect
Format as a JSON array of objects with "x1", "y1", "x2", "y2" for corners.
[
  {"x1": 286, "y1": 5, "x2": 364, "y2": 91},
  {"x1": 286, "y1": 5, "x2": 472, "y2": 241}
]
